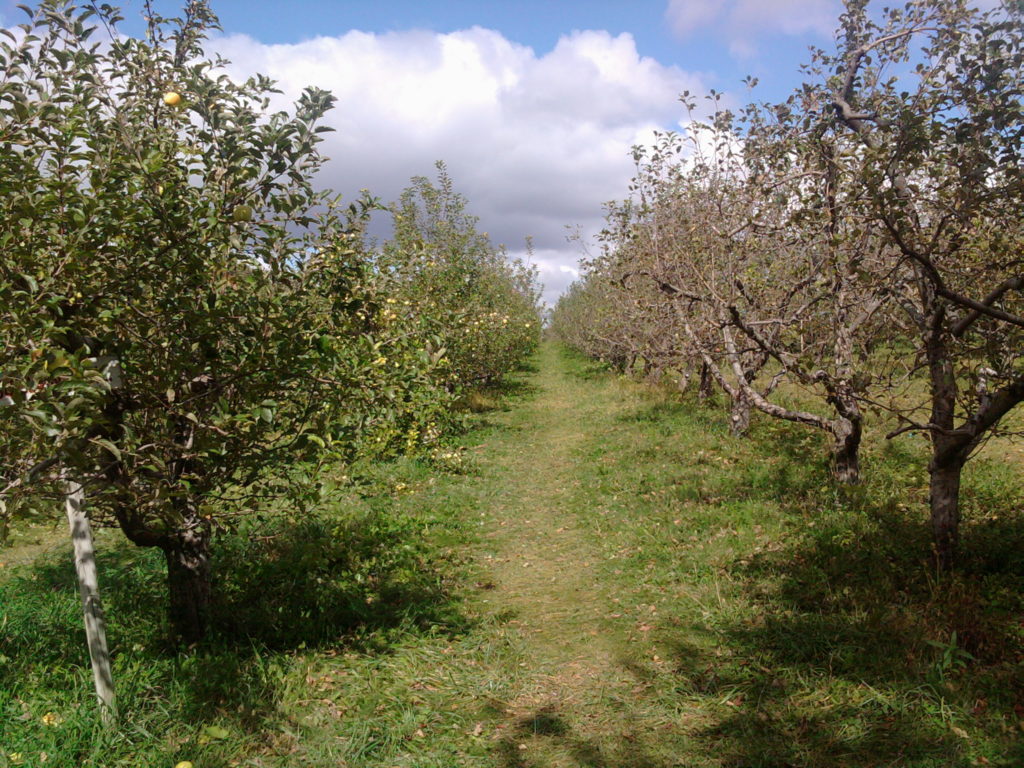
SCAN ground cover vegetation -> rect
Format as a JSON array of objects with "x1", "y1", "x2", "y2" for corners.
[
  {"x1": 550, "y1": 0, "x2": 1024, "y2": 571},
  {"x1": 3, "y1": 344, "x2": 1022, "y2": 766},
  {"x1": 0, "y1": 0, "x2": 538, "y2": 664}
]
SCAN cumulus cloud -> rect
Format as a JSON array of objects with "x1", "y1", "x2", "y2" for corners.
[
  {"x1": 666, "y1": 0, "x2": 840, "y2": 56},
  {"x1": 209, "y1": 27, "x2": 705, "y2": 306}
]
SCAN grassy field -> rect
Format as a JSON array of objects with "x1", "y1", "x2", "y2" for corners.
[{"x1": 2, "y1": 343, "x2": 1023, "y2": 767}]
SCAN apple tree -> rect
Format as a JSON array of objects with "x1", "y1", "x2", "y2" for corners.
[
  {"x1": 821, "y1": 0, "x2": 1024, "y2": 566},
  {"x1": 380, "y1": 163, "x2": 541, "y2": 392},
  {"x1": 0, "y1": 0, "x2": 429, "y2": 641}
]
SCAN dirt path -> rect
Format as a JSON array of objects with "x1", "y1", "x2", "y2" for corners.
[{"x1": 470, "y1": 344, "x2": 650, "y2": 765}]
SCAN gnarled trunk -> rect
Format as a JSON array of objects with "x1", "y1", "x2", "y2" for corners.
[
  {"x1": 677, "y1": 368, "x2": 691, "y2": 394},
  {"x1": 828, "y1": 387, "x2": 863, "y2": 484},
  {"x1": 924, "y1": 302, "x2": 960, "y2": 570},
  {"x1": 729, "y1": 394, "x2": 751, "y2": 436},
  {"x1": 830, "y1": 416, "x2": 862, "y2": 484}
]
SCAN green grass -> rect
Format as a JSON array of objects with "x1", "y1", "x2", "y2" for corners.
[
  {"x1": 556, "y1": 347, "x2": 1024, "y2": 768},
  {"x1": 2, "y1": 343, "x2": 1023, "y2": 767},
  {"x1": 0, "y1": 450, "x2": 524, "y2": 767}
]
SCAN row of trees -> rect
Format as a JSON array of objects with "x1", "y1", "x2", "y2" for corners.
[
  {"x1": 0, "y1": 0, "x2": 540, "y2": 650},
  {"x1": 552, "y1": 0, "x2": 1023, "y2": 569}
]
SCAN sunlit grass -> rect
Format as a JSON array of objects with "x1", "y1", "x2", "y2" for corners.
[{"x1": 2, "y1": 343, "x2": 1022, "y2": 767}]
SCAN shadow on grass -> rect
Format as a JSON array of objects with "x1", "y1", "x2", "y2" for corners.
[
  {"x1": 515, "y1": 358, "x2": 541, "y2": 375},
  {"x1": 488, "y1": 374, "x2": 541, "y2": 400},
  {"x1": 495, "y1": 704, "x2": 682, "y2": 768},
  {"x1": 457, "y1": 375, "x2": 541, "y2": 414},
  {"x1": 0, "y1": 506, "x2": 468, "y2": 736},
  {"x1": 593, "y1": 381, "x2": 1024, "y2": 766},
  {"x1": 564, "y1": 362, "x2": 617, "y2": 383},
  {"x1": 677, "y1": 494, "x2": 1024, "y2": 766},
  {"x1": 557, "y1": 346, "x2": 616, "y2": 383}
]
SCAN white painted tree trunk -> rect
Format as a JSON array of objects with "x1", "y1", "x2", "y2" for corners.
[{"x1": 64, "y1": 476, "x2": 117, "y2": 724}]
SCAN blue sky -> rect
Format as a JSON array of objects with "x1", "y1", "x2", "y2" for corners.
[
  {"x1": 101, "y1": 0, "x2": 836, "y2": 101},
  {"x1": 2, "y1": 0, "x2": 847, "y2": 304}
]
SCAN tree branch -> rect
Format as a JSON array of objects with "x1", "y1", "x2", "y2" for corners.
[{"x1": 950, "y1": 275, "x2": 1024, "y2": 337}]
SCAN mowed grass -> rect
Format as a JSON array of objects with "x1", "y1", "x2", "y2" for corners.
[
  {"x1": 2, "y1": 343, "x2": 1023, "y2": 767},
  {"x1": 558, "y1": 348, "x2": 1024, "y2": 767},
  {"x1": 0, "y1": 445, "x2": 530, "y2": 766}
]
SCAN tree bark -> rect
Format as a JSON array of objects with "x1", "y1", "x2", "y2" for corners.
[
  {"x1": 923, "y1": 299, "x2": 961, "y2": 570},
  {"x1": 729, "y1": 394, "x2": 751, "y2": 436},
  {"x1": 828, "y1": 384, "x2": 863, "y2": 484},
  {"x1": 698, "y1": 362, "x2": 714, "y2": 400},
  {"x1": 830, "y1": 416, "x2": 862, "y2": 484},
  {"x1": 929, "y1": 453, "x2": 964, "y2": 572},
  {"x1": 162, "y1": 520, "x2": 212, "y2": 644},
  {"x1": 677, "y1": 368, "x2": 691, "y2": 394}
]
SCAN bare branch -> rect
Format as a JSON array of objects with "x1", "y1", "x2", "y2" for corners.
[{"x1": 951, "y1": 275, "x2": 1024, "y2": 337}]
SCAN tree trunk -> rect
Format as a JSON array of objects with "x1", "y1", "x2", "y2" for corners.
[
  {"x1": 830, "y1": 416, "x2": 862, "y2": 484},
  {"x1": 163, "y1": 523, "x2": 212, "y2": 644},
  {"x1": 698, "y1": 362, "x2": 714, "y2": 401},
  {"x1": 923, "y1": 301, "x2": 961, "y2": 570},
  {"x1": 677, "y1": 368, "x2": 691, "y2": 394},
  {"x1": 828, "y1": 386, "x2": 863, "y2": 484},
  {"x1": 729, "y1": 394, "x2": 750, "y2": 436},
  {"x1": 929, "y1": 454, "x2": 964, "y2": 571},
  {"x1": 64, "y1": 476, "x2": 117, "y2": 723}
]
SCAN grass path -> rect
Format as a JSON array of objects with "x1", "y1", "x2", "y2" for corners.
[
  {"x1": 468, "y1": 342, "x2": 649, "y2": 764},
  {"x1": 458, "y1": 344, "x2": 684, "y2": 768}
]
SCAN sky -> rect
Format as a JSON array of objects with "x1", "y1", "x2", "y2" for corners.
[{"x1": 1, "y1": 0, "x2": 854, "y2": 305}]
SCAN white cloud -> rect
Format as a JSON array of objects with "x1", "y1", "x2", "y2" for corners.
[
  {"x1": 665, "y1": 0, "x2": 724, "y2": 38},
  {"x1": 667, "y1": 0, "x2": 840, "y2": 56},
  {"x1": 730, "y1": 0, "x2": 839, "y2": 39},
  {"x1": 509, "y1": 248, "x2": 582, "y2": 309},
  {"x1": 209, "y1": 27, "x2": 705, "y2": 303}
]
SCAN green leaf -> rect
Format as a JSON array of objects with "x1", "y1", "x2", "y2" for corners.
[
  {"x1": 19, "y1": 273, "x2": 38, "y2": 293},
  {"x1": 202, "y1": 725, "x2": 230, "y2": 740},
  {"x1": 91, "y1": 438, "x2": 121, "y2": 461}
]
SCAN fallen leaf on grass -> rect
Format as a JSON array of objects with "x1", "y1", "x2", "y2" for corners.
[{"x1": 203, "y1": 725, "x2": 230, "y2": 740}]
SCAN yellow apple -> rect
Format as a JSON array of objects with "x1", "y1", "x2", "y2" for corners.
[{"x1": 162, "y1": 91, "x2": 182, "y2": 106}]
